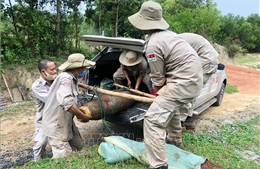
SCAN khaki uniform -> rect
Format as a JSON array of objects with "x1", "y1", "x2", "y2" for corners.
[
  {"x1": 113, "y1": 58, "x2": 152, "y2": 92},
  {"x1": 179, "y1": 33, "x2": 219, "y2": 84},
  {"x1": 178, "y1": 33, "x2": 220, "y2": 119},
  {"x1": 32, "y1": 77, "x2": 50, "y2": 161},
  {"x1": 42, "y1": 72, "x2": 83, "y2": 159},
  {"x1": 144, "y1": 30, "x2": 203, "y2": 168}
]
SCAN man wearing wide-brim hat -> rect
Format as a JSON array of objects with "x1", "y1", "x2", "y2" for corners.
[
  {"x1": 128, "y1": 1, "x2": 203, "y2": 169},
  {"x1": 42, "y1": 53, "x2": 95, "y2": 159},
  {"x1": 113, "y1": 50, "x2": 152, "y2": 93}
]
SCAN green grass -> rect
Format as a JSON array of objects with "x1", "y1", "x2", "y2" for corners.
[
  {"x1": 233, "y1": 54, "x2": 260, "y2": 69},
  {"x1": 0, "y1": 101, "x2": 35, "y2": 118},
  {"x1": 225, "y1": 83, "x2": 238, "y2": 94},
  {"x1": 14, "y1": 145, "x2": 147, "y2": 169},
  {"x1": 183, "y1": 116, "x2": 260, "y2": 169},
  {"x1": 12, "y1": 116, "x2": 260, "y2": 169}
]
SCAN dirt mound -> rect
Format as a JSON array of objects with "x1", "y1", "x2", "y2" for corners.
[{"x1": 201, "y1": 160, "x2": 223, "y2": 169}]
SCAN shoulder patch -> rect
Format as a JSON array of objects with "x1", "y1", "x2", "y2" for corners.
[
  {"x1": 62, "y1": 81, "x2": 71, "y2": 86},
  {"x1": 146, "y1": 53, "x2": 157, "y2": 62}
]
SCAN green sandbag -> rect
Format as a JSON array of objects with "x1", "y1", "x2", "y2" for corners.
[
  {"x1": 98, "y1": 136, "x2": 206, "y2": 169},
  {"x1": 100, "y1": 78, "x2": 114, "y2": 90}
]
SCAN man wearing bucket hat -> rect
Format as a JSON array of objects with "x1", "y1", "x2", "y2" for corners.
[
  {"x1": 113, "y1": 50, "x2": 152, "y2": 93},
  {"x1": 128, "y1": 1, "x2": 203, "y2": 169},
  {"x1": 42, "y1": 53, "x2": 95, "y2": 159}
]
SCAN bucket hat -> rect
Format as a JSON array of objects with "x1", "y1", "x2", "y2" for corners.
[
  {"x1": 128, "y1": 1, "x2": 169, "y2": 30},
  {"x1": 119, "y1": 51, "x2": 143, "y2": 66},
  {"x1": 58, "y1": 53, "x2": 96, "y2": 71}
]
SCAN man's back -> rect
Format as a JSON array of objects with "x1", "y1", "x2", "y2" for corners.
[
  {"x1": 146, "y1": 30, "x2": 203, "y2": 100},
  {"x1": 179, "y1": 33, "x2": 219, "y2": 73}
]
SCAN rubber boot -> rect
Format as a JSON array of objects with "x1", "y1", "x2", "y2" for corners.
[
  {"x1": 166, "y1": 132, "x2": 183, "y2": 148},
  {"x1": 166, "y1": 139, "x2": 184, "y2": 149},
  {"x1": 182, "y1": 116, "x2": 195, "y2": 130},
  {"x1": 151, "y1": 165, "x2": 168, "y2": 169}
]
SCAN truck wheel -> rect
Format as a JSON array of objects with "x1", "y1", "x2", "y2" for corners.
[{"x1": 213, "y1": 83, "x2": 225, "y2": 106}]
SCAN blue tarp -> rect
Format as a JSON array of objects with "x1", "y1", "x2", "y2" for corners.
[{"x1": 98, "y1": 136, "x2": 206, "y2": 169}]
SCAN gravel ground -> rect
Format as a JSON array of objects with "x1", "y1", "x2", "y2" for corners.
[{"x1": 0, "y1": 148, "x2": 34, "y2": 169}]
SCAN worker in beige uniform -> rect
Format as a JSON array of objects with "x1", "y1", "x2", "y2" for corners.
[
  {"x1": 178, "y1": 32, "x2": 220, "y2": 130},
  {"x1": 42, "y1": 53, "x2": 95, "y2": 159},
  {"x1": 128, "y1": 1, "x2": 203, "y2": 169},
  {"x1": 32, "y1": 59, "x2": 57, "y2": 161},
  {"x1": 113, "y1": 50, "x2": 152, "y2": 92},
  {"x1": 179, "y1": 32, "x2": 219, "y2": 84}
]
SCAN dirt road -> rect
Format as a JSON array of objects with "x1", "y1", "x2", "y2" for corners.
[
  {"x1": 0, "y1": 63, "x2": 259, "y2": 168},
  {"x1": 195, "y1": 63, "x2": 260, "y2": 132}
]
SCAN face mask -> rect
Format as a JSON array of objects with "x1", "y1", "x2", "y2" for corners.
[
  {"x1": 45, "y1": 71, "x2": 57, "y2": 80},
  {"x1": 77, "y1": 71, "x2": 86, "y2": 79}
]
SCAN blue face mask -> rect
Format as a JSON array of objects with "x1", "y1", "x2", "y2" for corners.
[{"x1": 77, "y1": 71, "x2": 86, "y2": 79}]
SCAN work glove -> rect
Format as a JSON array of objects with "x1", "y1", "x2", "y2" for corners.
[{"x1": 79, "y1": 106, "x2": 92, "y2": 116}]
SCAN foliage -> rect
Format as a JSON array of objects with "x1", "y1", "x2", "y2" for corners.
[
  {"x1": 213, "y1": 13, "x2": 260, "y2": 54},
  {"x1": 1, "y1": 0, "x2": 87, "y2": 69},
  {"x1": 1, "y1": 0, "x2": 260, "y2": 69},
  {"x1": 246, "y1": 14, "x2": 260, "y2": 52},
  {"x1": 162, "y1": 0, "x2": 221, "y2": 39},
  {"x1": 224, "y1": 83, "x2": 238, "y2": 94},
  {"x1": 84, "y1": 0, "x2": 146, "y2": 38},
  {"x1": 226, "y1": 43, "x2": 247, "y2": 58}
]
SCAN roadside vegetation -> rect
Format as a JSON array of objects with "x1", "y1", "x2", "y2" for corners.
[
  {"x1": 233, "y1": 54, "x2": 260, "y2": 69},
  {"x1": 1, "y1": 0, "x2": 260, "y2": 72},
  {"x1": 225, "y1": 84, "x2": 238, "y2": 94}
]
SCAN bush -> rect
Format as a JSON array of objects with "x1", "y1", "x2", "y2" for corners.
[{"x1": 226, "y1": 43, "x2": 247, "y2": 58}]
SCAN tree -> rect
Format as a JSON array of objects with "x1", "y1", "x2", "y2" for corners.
[
  {"x1": 162, "y1": 0, "x2": 221, "y2": 39},
  {"x1": 84, "y1": 0, "x2": 145, "y2": 37},
  {"x1": 213, "y1": 13, "x2": 260, "y2": 54},
  {"x1": 246, "y1": 14, "x2": 260, "y2": 52}
]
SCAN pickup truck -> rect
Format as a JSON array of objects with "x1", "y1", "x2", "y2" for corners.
[{"x1": 80, "y1": 35, "x2": 227, "y2": 127}]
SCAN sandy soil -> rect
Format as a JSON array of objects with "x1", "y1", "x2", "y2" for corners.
[{"x1": 0, "y1": 63, "x2": 259, "y2": 165}]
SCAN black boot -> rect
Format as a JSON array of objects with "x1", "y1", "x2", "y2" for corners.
[
  {"x1": 182, "y1": 116, "x2": 195, "y2": 130},
  {"x1": 166, "y1": 138, "x2": 184, "y2": 149},
  {"x1": 151, "y1": 165, "x2": 168, "y2": 169}
]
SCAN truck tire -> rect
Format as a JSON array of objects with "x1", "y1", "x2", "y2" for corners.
[{"x1": 213, "y1": 83, "x2": 225, "y2": 106}]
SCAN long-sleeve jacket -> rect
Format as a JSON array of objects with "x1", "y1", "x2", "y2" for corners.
[
  {"x1": 42, "y1": 72, "x2": 79, "y2": 141},
  {"x1": 32, "y1": 77, "x2": 50, "y2": 129},
  {"x1": 145, "y1": 30, "x2": 203, "y2": 110}
]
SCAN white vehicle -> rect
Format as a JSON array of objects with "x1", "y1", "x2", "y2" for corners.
[{"x1": 80, "y1": 35, "x2": 227, "y2": 126}]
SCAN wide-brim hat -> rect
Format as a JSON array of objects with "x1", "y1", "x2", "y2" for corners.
[
  {"x1": 58, "y1": 53, "x2": 96, "y2": 71},
  {"x1": 119, "y1": 51, "x2": 143, "y2": 66},
  {"x1": 128, "y1": 1, "x2": 169, "y2": 30}
]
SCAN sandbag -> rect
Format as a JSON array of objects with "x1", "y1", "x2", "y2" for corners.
[{"x1": 98, "y1": 136, "x2": 206, "y2": 169}]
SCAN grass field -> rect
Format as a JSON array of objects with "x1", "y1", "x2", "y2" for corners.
[{"x1": 233, "y1": 53, "x2": 260, "y2": 69}]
